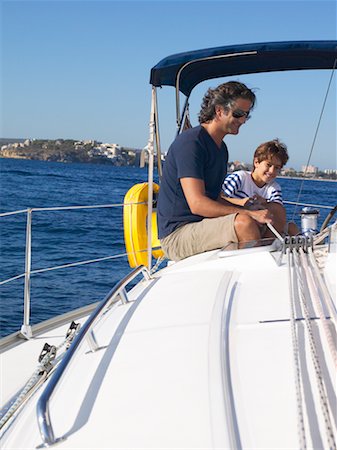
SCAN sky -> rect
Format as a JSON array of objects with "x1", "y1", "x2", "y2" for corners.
[{"x1": 1, "y1": 0, "x2": 336, "y2": 171}]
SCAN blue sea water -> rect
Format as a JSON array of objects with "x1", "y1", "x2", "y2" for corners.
[{"x1": 0, "y1": 158, "x2": 336, "y2": 337}]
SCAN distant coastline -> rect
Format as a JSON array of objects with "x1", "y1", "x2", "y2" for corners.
[
  {"x1": 0, "y1": 138, "x2": 147, "y2": 167},
  {"x1": 277, "y1": 175, "x2": 337, "y2": 183},
  {"x1": 1, "y1": 138, "x2": 336, "y2": 180}
]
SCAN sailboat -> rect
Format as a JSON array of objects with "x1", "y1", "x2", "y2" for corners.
[{"x1": 1, "y1": 40, "x2": 336, "y2": 449}]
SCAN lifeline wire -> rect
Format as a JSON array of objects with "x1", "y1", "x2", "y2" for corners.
[{"x1": 291, "y1": 59, "x2": 337, "y2": 222}]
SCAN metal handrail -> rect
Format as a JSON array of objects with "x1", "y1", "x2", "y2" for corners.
[
  {"x1": 0, "y1": 201, "x2": 148, "y2": 339},
  {"x1": 36, "y1": 264, "x2": 151, "y2": 448}
]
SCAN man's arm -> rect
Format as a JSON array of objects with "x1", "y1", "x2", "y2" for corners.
[{"x1": 180, "y1": 177, "x2": 273, "y2": 225}]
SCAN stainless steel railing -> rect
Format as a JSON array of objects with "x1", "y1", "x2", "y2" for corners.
[
  {"x1": 0, "y1": 203, "x2": 144, "y2": 339},
  {"x1": 36, "y1": 264, "x2": 151, "y2": 447}
]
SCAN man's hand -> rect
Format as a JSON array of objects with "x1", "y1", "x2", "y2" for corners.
[{"x1": 248, "y1": 208, "x2": 273, "y2": 224}]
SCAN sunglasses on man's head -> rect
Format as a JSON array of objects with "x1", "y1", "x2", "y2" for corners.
[{"x1": 231, "y1": 109, "x2": 251, "y2": 120}]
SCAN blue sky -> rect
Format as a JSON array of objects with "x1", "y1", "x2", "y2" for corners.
[{"x1": 1, "y1": 0, "x2": 336, "y2": 170}]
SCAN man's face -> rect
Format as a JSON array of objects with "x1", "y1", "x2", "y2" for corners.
[{"x1": 221, "y1": 98, "x2": 252, "y2": 135}]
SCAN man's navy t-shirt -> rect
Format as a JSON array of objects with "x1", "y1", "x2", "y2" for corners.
[{"x1": 157, "y1": 125, "x2": 228, "y2": 239}]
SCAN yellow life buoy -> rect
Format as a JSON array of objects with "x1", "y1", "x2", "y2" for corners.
[{"x1": 123, "y1": 182, "x2": 164, "y2": 268}]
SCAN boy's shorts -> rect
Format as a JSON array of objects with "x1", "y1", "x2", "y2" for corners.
[{"x1": 160, "y1": 214, "x2": 238, "y2": 261}]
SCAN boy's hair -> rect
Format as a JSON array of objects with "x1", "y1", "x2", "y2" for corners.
[
  {"x1": 198, "y1": 81, "x2": 256, "y2": 124},
  {"x1": 253, "y1": 139, "x2": 289, "y2": 167}
]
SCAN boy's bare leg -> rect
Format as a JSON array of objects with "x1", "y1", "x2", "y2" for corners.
[{"x1": 287, "y1": 221, "x2": 300, "y2": 236}]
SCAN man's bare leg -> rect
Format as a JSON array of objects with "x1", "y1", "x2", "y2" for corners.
[{"x1": 234, "y1": 214, "x2": 262, "y2": 248}]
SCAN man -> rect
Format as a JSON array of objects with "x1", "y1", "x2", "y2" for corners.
[{"x1": 157, "y1": 81, "x2": 273, "y2": 261}]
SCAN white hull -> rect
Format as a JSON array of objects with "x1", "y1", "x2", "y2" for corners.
[{"x1": 1, "y1": 234, "x2": 336, "y2": 449}]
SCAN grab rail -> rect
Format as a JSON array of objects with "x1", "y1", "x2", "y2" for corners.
[{"x1": 36, "y1": 264, "x2": 151, "y2": 448}]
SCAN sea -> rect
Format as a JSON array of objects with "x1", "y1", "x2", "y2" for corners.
[{"x1": 0, "y1": 158, "x2": 336, "y2": 338}]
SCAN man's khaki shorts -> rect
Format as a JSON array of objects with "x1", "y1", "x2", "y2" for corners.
[{"x1": 160, "y1": 214, "x2": 238, "y2": 261}]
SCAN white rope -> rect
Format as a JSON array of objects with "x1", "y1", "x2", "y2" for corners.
[
  {"x1": 267, "y1": 223, "x2": 284, "y2": 242},
  {"x1": 287, "y1": 248, "x2": 307, "y2": 450},
  {"x1": 309, "y1": 248, "x2": 337, "y2": 325},
  {"x1": 300, "y1": 249, "x2": 337, "y2": 368},
  {"x1": 293, "y1": 249, "x2": 336, "y2": 450},
  {"x1": 150, "y1": 255, "x2": 167, "y2": 274}
]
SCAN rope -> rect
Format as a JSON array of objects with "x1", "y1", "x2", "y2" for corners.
[
  {"x1": 150, "y1": 255, "x2": 167, "y2": 274},
  {"x1": 300, "y1": 249, "x2": 337, "y2": 367},
  {"x1": 309, "y1": 247, "x2": 337, "y2": 325},
  {"x1": 293, "y1": 249, "x2": 336, "y2": 450},
  {"x1": 287, "y1": 248, "x2": 307, "y2": 449},
  {"x1": 267, "y1": 223, "x2": 284, "y2": 242}
]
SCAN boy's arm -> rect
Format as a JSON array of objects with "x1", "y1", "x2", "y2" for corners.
[
  {"x1": 221, "y1": 194, "x2": 269, "y2": 209},
  {"x1": 219, "y1": 194, "x2": 251, "y2": 207}
]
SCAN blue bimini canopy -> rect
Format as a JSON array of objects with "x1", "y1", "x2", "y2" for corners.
[{"x1": 150, "y1": 41, "x2": 337, "y2": 97}]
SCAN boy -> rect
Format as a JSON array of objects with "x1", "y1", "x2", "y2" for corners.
[{"x1": 222, "y1": 139, "x2": 298, "y2": 237}]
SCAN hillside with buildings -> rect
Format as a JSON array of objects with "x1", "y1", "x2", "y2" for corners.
[{"x1": 0, "y1": 139, "x2": 145, "y2": 166}]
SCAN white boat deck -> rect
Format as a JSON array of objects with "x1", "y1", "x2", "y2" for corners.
[{"x1": 1, "y1": 245, "x2": 336, "y2": 449}]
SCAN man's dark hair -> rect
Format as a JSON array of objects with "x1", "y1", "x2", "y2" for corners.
[{"x1": 198, "y1": 81, "x2": 256, "y2": 124}]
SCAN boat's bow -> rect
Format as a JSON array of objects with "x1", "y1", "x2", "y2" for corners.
[{"x1": 1, "y1": 226, "x2": 336, "y2": 449}]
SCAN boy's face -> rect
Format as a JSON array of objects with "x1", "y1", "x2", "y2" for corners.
[{"x1": 253, "y1": 155, "x2": 282, "y2": 186}]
